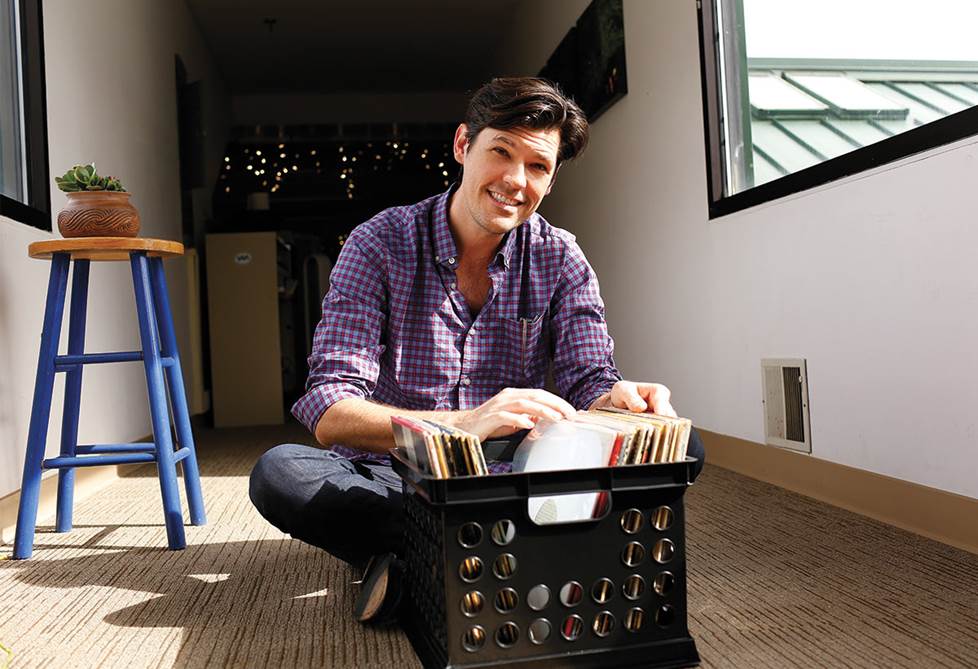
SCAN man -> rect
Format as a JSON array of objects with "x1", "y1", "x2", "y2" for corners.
[{"x1": 249, "y1": 77, "x2": 705, "y2": 623}]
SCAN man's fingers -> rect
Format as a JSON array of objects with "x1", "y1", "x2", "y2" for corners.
[
  {"x1": 645, "y1": 384, "x2": 674, "y2": 415},
  {"x1": 512, "y1": 389, "x2": 576, "y2": 418},
  {"x1": 621, "y1": 383, "x2": 648, "y2": 412},
  {"x1": 503, "y1": 398, "x2": 565, "y2": 422},
  {"x1": 495, "y1": 411, "x2": 536, "y2": 431}
]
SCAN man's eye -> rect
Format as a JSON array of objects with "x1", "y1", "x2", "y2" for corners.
[
  {"x1": 493, "y1": 147, "x2": 508, "y2": 156},
  {"x1": 533, "y1": 164, "x2": 549, "y2": 173}
]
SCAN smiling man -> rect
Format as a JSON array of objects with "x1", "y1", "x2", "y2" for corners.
[{"x1": 249, "y1": 77, "x2": 705, "y2": 624}]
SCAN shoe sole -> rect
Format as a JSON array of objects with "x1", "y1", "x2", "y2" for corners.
[{"x1": 355, "y1": 554, "x2": 392, "y2": 622}]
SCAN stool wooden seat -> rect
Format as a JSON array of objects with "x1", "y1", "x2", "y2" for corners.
[
  {"x1": 28, "y1": 237, "x2": 185, "y2": 261},
  {"x1": 14, "y1": 237, "x2": 206, "y2": 559}
]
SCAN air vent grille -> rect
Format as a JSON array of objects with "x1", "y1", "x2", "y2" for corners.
[{"x1": 761, "y1": 358, "x2": 811, "y2": 453}]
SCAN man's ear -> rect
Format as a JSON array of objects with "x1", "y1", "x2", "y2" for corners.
[
  {"x1": 452, "y1": 123, "x2": 469, "y2": 165},
  {"x1": 545, "y1": 163, "x2": 562, "y2": 195}
]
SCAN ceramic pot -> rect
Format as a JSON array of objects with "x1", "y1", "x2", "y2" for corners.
[{"x1": 57, "y1": 191, "x2": 140, "y2": 238}]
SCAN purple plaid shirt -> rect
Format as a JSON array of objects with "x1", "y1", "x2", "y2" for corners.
[{"x1": 291, "y1": 186, "x2": 622, "y2": 470}]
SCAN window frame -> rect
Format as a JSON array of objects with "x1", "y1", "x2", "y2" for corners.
[
  {"x1": 697, "y1": 0, "x2": 978, "y2": 219},
  {"x1": 0, "y1": 0, "x2": 50, "y2": 231}
]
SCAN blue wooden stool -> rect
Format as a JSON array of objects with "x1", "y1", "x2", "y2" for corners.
[{"x1": 14, "y1": 237, "x2": 207, "y2": 559}]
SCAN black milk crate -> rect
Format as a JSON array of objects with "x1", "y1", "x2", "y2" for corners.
[{"x1": 390, "y1": 448, "x2": 700, "y2": 669}]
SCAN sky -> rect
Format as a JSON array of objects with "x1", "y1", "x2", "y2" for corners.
[{"x1": 743, "y1": 0, "x2": 978, "y2": 61}]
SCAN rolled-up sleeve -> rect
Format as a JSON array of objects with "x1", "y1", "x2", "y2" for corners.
[
  {"x1": 550, "y1": 239, "x2": 622, "y2": 410},
  {"x1": 291, "y1": 227, "x2": 389, "y2": 433}
]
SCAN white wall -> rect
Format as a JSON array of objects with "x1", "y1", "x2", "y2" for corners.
[
  {"x1": 0, "y1": 0, "x2": 229, "y2": 498},
  {"x1": 232, "y1": 92, "x2": 468, "y2": 125},
  {"x1": 496, "y1": 0, "x2": 978, "y2": 499}
]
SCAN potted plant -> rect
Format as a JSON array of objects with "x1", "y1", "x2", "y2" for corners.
[{"x1": 55, "y1": 163, "x2": 140, "y2": 237}]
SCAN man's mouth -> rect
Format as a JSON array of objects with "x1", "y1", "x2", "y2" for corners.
[{"x1": 488, "y1": 190, "x2": 522, "y2": 207}]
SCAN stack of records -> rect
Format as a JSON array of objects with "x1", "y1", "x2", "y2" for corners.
[
  {"x1": 509, "y1": 409, "x2": 694, "y2": 521},
  {"x1": 392, "y1": 417, "x2": 488, "y2": 479},
  {"x1": 580, "y1": 408, "x2": 693, "y2": 466}
]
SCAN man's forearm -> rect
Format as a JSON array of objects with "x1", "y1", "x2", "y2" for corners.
[{"x1": 314, "y1": 397, "x2": 472, "y2": 453}]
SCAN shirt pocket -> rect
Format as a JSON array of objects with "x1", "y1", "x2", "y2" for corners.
[{"x1": 498, "y1": 311, "x2": 549, "y2": 384}]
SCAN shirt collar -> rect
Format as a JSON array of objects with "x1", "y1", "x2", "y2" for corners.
[{"x1": 432, "y1": 184, "x2": 522, "y2": 271}]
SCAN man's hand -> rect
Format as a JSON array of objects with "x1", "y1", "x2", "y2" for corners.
[
  {"x1": 451, "y1": 388, "x2": 577, "y2": 440},
  {"x1": 589, "y1": 380, "x2": 677, "y2": 417}
]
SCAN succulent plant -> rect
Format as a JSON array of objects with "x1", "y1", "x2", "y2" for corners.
[{"x1": 55, "y1": 163, "x2": 126, "y2": 193}]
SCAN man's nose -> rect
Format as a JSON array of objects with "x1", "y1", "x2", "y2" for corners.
[{"x1": 503, "y1": 163, "x2": 527, "y2": 190}]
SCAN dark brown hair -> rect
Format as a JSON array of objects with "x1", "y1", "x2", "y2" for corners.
[{"x1": 463, "y1": 77, "x2": 589, "y2": 165}]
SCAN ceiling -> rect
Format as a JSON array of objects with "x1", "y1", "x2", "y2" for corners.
[{"x1": 185, "y1": 0, "x2": 522, "y2": 94}]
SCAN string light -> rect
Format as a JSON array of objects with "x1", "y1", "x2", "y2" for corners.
[{"x1": 225, "y1": 136, "x2": 455, "y2": 204}]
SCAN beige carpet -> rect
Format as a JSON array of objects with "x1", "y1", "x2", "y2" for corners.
[{"x1": 1, "y1": 423, "x2": 977, "y2": 668}]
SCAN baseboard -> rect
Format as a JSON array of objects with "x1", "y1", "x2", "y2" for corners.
[
  {"x1": 701, "y1": 429, "x2": 978, "y2": 555},
  {"x1": 0, "y1": 465, "x2": 120, "y2": 544}
]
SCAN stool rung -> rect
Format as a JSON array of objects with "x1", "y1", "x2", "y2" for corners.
[
  {"x1": 44, "y1": 453, "x2": 156, "y2": 468},
  {"x1": 54, "y1": 352, "x2": 175, "y2": 370},
  {"x1": 43, "y1": 447, "x2": 190, "y2": 469},
  {"x1": 75, "y1": 443, "x2": 156, "y2": 454}
]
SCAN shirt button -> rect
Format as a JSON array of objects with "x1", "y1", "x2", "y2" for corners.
[
  {"x1": 435, "y1": 255, "x2": 440, "y2": 262},
  {"x1": 450, "y1": 282, "x2": 457, "y2": 290},
  {"x1": 448, "y1": 257, "x2": 456, "y2": 265},
  {"x1": 460, "y1": 376, "x2": 471, "y2": 386}
]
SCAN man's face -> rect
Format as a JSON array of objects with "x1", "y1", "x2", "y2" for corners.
[{"x1": 451, "y1": 123, "x2": 561, "y2": 237}]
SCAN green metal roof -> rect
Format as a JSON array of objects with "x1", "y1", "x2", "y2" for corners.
[{"x1": 746, "y1": 60, "x2": 978, "y2": 184}]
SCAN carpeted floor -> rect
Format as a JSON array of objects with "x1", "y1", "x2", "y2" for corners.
[{"x1": 1, "y1": 423, "x2": 977, "y2": 668}]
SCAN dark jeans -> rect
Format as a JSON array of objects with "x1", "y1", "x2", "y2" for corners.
[{"x1": 248, "y1": 430, "x2": 706, "y2": 567}]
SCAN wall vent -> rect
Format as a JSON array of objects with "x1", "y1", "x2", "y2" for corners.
[{"x1": 761, "y1": 358, "x2": 811, "y2": 453}]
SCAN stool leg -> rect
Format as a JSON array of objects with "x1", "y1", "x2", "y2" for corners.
[
  {"x1": 131, "y1": 252, "x2": 186, "y2": 550},
  {"x1": 56, "y1": 259, "x2": 90, "y2": 532},
  {"x1": 149, "y1": 256, "x2": 206, "y2": 526},
  {"x1": 14, "y1": 253, "x2": 70, "y2": 559}
]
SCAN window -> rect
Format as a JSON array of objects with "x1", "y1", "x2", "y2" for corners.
[
  {"x1": 0, "y1": 0, "x2": 49, "y2": 230},
  {"x1": 698, "y1": 0, "x2": 978, "y2": 218}
]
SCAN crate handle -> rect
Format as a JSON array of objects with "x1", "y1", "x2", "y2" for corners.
[{"x1": 525, "y1": 489, "x2": 612, "y2": 526}]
